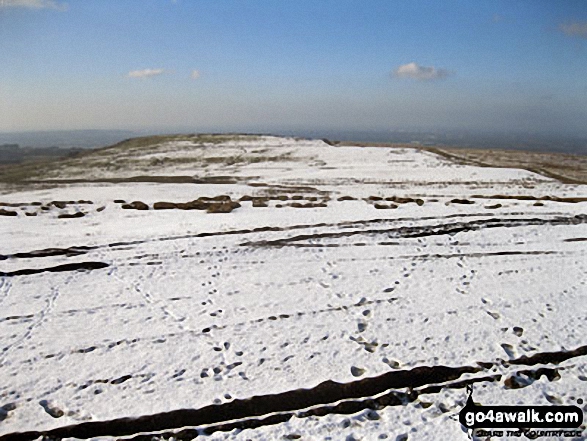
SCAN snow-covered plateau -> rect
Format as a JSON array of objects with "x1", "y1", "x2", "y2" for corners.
[{"x1": 0, "y1": 135, "x2": 585, "y2": 440}]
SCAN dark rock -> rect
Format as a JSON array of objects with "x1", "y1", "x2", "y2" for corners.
[
  {"x1": 199, "y1": 195, "x2": 232, "y2": 202},
  {"x1": 50, "y1": 201, "x2": 68, "y2": 209},
  {"x1": 206, "y1": 201, "x2": 241, "y2": 213},
  {"x1": 450, "y1": 198, "x2": 475, "y2": 204},
  {"x1": 374, "y1": 203, "x2": 398, "y2": 209},
  {"x1": 121, "y1": 201, "x2": 149, "y2": 210},
  {"x1": 58, "y1": 212, "x2": 85, "y2": 219},
  {"x1": 153, "y1": 202, "x2": 178, "y2": 210},
  {"x1": 176, "y1": 200, "x2": 208, "y2": 210}
]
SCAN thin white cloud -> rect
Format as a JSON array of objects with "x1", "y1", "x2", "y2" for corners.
[
  {"x1": 393, "y1": 62, "x2": 452, "y2": 81},
  {"x1": 0, "y1": 0, "x2": 67, "y2": 10},
  {"x1": 127, "y1": 68, "x2": 166, "y2": 79},
  {"x1": 492, "y1": 14, "x2": 504, "y2": 23},
  {"x1": 559, "y1": 21, "x2": 587, "y2": 39},
  {"x1": 190, "y1": 70, "x2": 201, "y2": 80}
]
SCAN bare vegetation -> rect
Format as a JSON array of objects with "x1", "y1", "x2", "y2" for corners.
[
  {"x1": 326, "y1": 139, "x2": 587, "y2": 184},
  {"x1": 424, "y1": 147, "x2": 587, "y2": 185}
]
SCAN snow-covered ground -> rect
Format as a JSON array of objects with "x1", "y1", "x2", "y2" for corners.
[{"x1": 0, "y1": 136, "x2": 585, "y2": 440}]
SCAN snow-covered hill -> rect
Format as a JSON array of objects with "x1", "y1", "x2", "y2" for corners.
[{"x1": 0, "y1": 135, "x2": 585, "y2": 440}]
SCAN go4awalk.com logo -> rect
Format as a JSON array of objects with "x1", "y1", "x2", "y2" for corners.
[{"x1": 458, "y1": 385, "x2": 584, "y2": 438}]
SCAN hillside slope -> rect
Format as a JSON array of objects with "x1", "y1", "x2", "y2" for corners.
[{"x1": 0, "y1": 135, "x2": 585, "y2": 440}]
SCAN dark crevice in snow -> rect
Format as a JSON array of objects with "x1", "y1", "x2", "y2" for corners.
[
  {"x1": 507, "y1": 345, "x2": 587, "y2": 366},
  {"x1": 241, "y1": 215, "x2": 587, "y2": 247},
  {"x1": 1, "y1": 345, "x2": 585, "y2": 441},
  {"x1": 0, "y1": 212, "x2": 532, "y2": 260},
  {"x1": 0, "y1": 246, "x2": 95, "y2": 261},
  {"x1": 0, "y1": 262, "x2": 109, "y2": 277}
]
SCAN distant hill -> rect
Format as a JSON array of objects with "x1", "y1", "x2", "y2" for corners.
[
  {"x1": 0, "y1": 130, "x2": 137, "y2": 149},
  {"x1": 0, "y1": 129, "x2": 585, "y2": 155}
]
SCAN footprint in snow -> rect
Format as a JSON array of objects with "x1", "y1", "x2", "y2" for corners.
[
  {"x1": 39, "y1": 400, "x2": 64, "y2": 418},
  {"x1": 351, "y1": 366, "x2": 365, "y2": 377},
  {"x1": 501, "y1": 343, "x2": 517, "y2": 358},
  {"x1": 0, "y1": 403, "x2": 16, "y2": 422}
]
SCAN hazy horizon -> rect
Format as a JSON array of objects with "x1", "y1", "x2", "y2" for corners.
[
  {"x1": 1, "y1": 1, "x2": 586, "y2": 138},
  {"x1": 1, "y1": 127, "x2": 586, "y2": 155}
]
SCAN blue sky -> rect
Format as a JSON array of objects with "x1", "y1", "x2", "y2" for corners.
[{"x1": 1, "y1": 0, "x2": 586, "y2": 136}]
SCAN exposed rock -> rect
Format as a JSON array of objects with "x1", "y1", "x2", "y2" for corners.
[
  {"x1": 199, "y1": 195, "x2": 232, "y2": 202},
  {"x1": 374, "y1": 203, "x2": 398, "y2": 210},
  {"x1": 58, "y1": 212, "x2": 85, "y2": 219},
  {"x1": 121, "y1": 201, "x2": 149, "y2": 210},
  {"x1": 206, "y1": 201, "x2": 241, "y2": 213},
  {"x1": 0, "y1": 209, "x2": 18, "y2": 216},
  {"x1": 450, "y1": 198, "x2": 475, "y2": 204},
  {"x1": 289, "y1": 202, "x2": 327, "y2": 208},
  {"x1": 153, "y1": 202, "x2": 178, "y2": 210},
  {"x1": 50, "y1": 201, "x2": 69, "y2": 209},
  {"x1": 176, "y1": 200, "x2": 208, "y2": 210}
]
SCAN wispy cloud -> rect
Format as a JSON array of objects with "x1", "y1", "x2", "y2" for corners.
[
  {"x1": 559, "y1": 21, "x2": 587, "y2": 39},
  {"x1": 393, "y1": 62, "x2": 452, "y2": 81},
  {"x1": 0, "y1": 0, "x2": 67, "y2": 10},
  {"x1": 492, "y1": 14, "x2": 504, "y2": 23},
  {"x1": 127, "y1": 68, "x2": 166, "y2": 79},
  {"x1": 190, "y1": 70, "x2": 201, "y2": 80}
]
